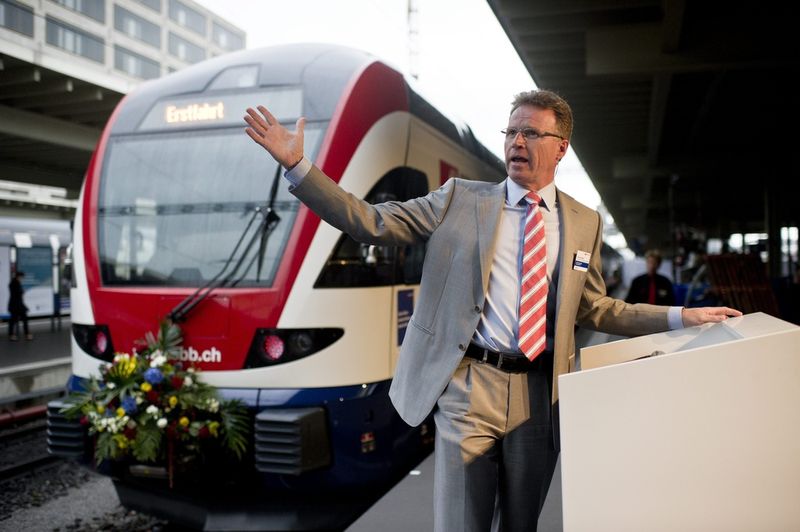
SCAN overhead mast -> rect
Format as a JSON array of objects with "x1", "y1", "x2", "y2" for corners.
[{"x1": 407, "y1": 0, "x2": 419, "y2": 81}]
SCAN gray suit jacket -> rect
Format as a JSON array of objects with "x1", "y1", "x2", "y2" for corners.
[{"x1": 292, "y1": 166, "x2": 670, "y2": 426}]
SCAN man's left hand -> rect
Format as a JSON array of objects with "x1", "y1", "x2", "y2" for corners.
[{"x1": 681, "y1": 306, "x2": 742, "y2": 327}]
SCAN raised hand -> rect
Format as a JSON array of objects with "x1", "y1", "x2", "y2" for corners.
[
  {"x1": 681, "y1": 306, "x2": 742, "y2": 327},
  {"x1": 244, "y1": 105, "x2": 306, "y2": 169}
]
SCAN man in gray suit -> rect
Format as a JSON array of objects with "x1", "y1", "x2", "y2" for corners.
[{"x1": 244, "y1": 90, "x2": 739, "y2": 531}]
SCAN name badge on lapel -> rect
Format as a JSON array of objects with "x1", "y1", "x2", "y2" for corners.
[{"x1": 573, "y1": 250, "x2": 590, "y2": 272}]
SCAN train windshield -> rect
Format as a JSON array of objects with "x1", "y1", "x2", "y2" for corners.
[{"x1": 98, "y1": 126, "x2": 322, "y2": 287}]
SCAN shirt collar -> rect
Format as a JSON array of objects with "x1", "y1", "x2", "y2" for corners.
[{"x1": 505, "y1": 177, "x2": 556, "y2": 211}]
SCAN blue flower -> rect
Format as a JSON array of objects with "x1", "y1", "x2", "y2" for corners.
[
  {"x1": 144, "y1": 368, "x2": 164, "y2": 385},
  {"x1": 121, "y1": 396, "x2": 138, "y2": 415}
]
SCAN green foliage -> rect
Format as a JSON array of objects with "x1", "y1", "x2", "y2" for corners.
[{"x1": 133, "y1": 422, "x2": 162, "y2": 463}]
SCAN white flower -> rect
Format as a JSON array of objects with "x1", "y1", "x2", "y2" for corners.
[
  {"x1": 183, "y1": 376, "x2": 193, "y2": 387},
  {"x1": 150, "y1": 352, "x2": 167, "y2": 368},
  {"x1": 107, "y1": 382, "x2": 116, "y2": 389},
  {"x1": 127, "y1": 419, "x2": 137, "y2": 428},
  {"x1": 157, "y1": 418, "x2": 168, "y2": 429},
  {"x1": 187, "y1": 367, "x2": 195, "y2": 373},
  {"x1": 146, "y1": 405, "x2": 159, "y2": 415},
  {"x1": 135, "y1": 396, "x2": 143, "y2": 405},
  {"x1": 207, "y1": 399, "x2": 219, "y2": 413}
]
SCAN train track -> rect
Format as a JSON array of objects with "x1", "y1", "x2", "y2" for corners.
[{"x1": 0, "y1": 414, "x2": 62, "y2": 482}]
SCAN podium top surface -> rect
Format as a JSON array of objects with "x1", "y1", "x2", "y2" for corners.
[{"x1": 578, "y1": 312, "x2": 798, "y2": 371}]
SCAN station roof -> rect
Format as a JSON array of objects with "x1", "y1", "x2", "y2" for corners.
[
  {"x1": 488, "y1": 0, "x2": 800, "y2": 255},
  {"x1": 0, "y1": 53, "x2": 122, "y2": 208}
]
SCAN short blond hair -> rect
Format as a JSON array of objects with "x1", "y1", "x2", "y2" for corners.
[{"x1": 511, "y1": 90, "x2": 573, "y2": 140}]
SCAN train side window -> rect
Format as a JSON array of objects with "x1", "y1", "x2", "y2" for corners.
[{"x1": 315, "y1": 167, "x2": 429, "y2": 288}]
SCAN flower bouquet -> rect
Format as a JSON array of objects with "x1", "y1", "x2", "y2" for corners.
[{"x1": 62, "y1": 321, "x2": 249, "y2": 487}]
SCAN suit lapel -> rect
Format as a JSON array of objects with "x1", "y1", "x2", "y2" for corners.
[
  {"x1": 555, "y1": 189, "x2": 582, "y2": 324},
  {"x1": 476, "y1": 181, "x2": 506, "y2": 292}
]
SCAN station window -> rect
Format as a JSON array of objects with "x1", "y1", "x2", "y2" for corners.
[
  {"x1": 0, "y1": 0, "x2": 34, "y2": 36},
  {"x1": 114, "y1": 5, "x2": 161, "y2": 48},
  {"x1": 212, "y1": 21, "x2": 244, "y2": 51},
  {"x1": 316, "y1": 168, "x2": 429, "y2": 288},
  {"x1": 114, "y1": 45, "x2": 160, "y2": 80},
  {"x1": 168, "y1": 32, "x2": 206, "y2": 64},
  {"x1": 136, "y1": 0, "x2": 161, "y2": 13},
  {"x1": 52, "y1": 0, "x2": 105, "y2": 23},
  {"x1": 45, "y1": 16, "x2": 105, "y2": 63},
  {"x1": 168, "y1": 0, "x2": 205, "y2": 36}
]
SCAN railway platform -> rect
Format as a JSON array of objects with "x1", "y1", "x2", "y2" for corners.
[
  {"x1": 1, "y1": 317, "x2": 71, "y2": 404},
  {"x1": 346, "y1": 445, "x2": 564, "y2": 531}
]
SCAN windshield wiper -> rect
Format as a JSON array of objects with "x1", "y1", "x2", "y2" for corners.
[{"x1": 168, "y1": 165, "x2": 283, "y2": 322}]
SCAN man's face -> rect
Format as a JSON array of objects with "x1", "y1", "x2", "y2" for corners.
[
  {"x1": 504, "y1": 104, "x2": 568, "y2": 191},
  {"x1": 646, "y1": 256, "x2": 659, "y2": 275}
]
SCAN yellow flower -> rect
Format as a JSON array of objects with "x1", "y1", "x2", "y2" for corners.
[
  {"x1": 114, "y1": 434, "x2": 128, "y2": 449},
  {"x1": 109, "y1": 355, "x2": 137, "y2": 379},
  {"x1": 179, "y1": 416, "x2": 190, "y2": 427},
  {"x1": 140, "y1": 382, "x2": 152, "y2": 392},
  {"x1": 169, "y1": 396, "x2": 178, "y2": 408},
  {"x1": 96, "y1": 403, "x2": 105, "y2": 414},
  {"x1": 116, "y1": 407, "x2": 126, "y2": 418},
  {"x1": 208, "y1": 421, "x2": 220, "y2": 437}
]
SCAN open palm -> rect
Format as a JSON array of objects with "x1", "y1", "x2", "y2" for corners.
[{"x1": 244, "y1": 105, "x2": 305, "y2": 169}]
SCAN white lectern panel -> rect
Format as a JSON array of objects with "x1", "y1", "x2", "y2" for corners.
[{"x1": 559, "y1": 313, "x2": 800, "y2": 532}]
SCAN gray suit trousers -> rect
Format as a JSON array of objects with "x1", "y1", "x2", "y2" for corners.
[{"x1": 434, "y1": 355, "x2": 558, "y2": 532}]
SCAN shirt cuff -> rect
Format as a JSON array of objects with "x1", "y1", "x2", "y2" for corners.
[
  {"x1": 668, "y1": 306, "x2": 684, "y2": 330},
  {"x1": 284, "y1": 156, "x2": 312, "y2": 186}
]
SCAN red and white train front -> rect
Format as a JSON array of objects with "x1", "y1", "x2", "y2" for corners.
[{"x1": 51, "y1": 43, "x2": 504, "y2": 509}]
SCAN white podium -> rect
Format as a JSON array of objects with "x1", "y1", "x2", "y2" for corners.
[{"x1": 559, "y1": 312, "x2": 800, "y2": 532}]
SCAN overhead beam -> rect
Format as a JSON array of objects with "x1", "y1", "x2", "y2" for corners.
[
  {"x1": 0, "y1": 78, "x2": 73, "y2": 100},
  {"x1": 647, "y1": 73, "x2": 671, "y2": 165},
  {"x1": 586, "y1": 23, "x2": 795, "y2": 75},
  {"x1": 0, "y1": 104, "x2": 100, "y2": 151},
  {"x1": 660, "y1": 0, "x2": 687, "y2": 52},
  {"x1": 0, "y1": 159, "x2": 85, "y2": 191},
  {"x1": 495, "y1": 0, "x2": 659, "y2": 19},
  {"x1": 0, "y1": 67, "x2": 41, "y2": 86},
  {"x1": 15, "y1": 88, "x2": 104, "y2": 109},
  {"x1": 612, "y1": 154, "x2": 648, "y2": 179}
]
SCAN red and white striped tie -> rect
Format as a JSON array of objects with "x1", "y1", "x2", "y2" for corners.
[{"x1": 518, "y1": 192, "x2": 548, "y2": 360}]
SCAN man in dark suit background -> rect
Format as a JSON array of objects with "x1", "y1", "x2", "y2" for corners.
[
  {"x1": 626, "y1": 249, "x2": 676, "y2": 305},
  {"x1": 244, "y1": 89, "x2": 739, "y2": 531}
]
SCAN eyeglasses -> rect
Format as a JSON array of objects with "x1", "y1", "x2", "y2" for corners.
[{"x1": 501, "y1": 127, "x2": 564, "y2": 141}]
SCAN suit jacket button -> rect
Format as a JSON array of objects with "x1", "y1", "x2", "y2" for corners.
[
  {"x1": 474, "y1": 305, "x2": 481, "y2": 313},
  {"x1": 458, "y1": 344, "x2": 466, "y2": 351}
]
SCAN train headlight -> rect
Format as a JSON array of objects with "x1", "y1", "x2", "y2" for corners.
[
  {"x1": 288, "y1": 331, "x2": 314, "y2": 356},
  {"x1": 245, "y1": 328, "x2": 344, "y2": 368}
]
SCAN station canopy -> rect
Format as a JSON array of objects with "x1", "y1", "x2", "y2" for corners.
[{"x1": 488, "y1": 0, "x2": 800, "y2": 255}]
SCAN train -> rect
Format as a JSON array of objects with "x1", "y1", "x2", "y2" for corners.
[
  {"x1": 0, "y1": 216, "x2": 72, "y2": 321},
  {"x1": 46, "y1": 43, "x2": 505, "y2": 527}
]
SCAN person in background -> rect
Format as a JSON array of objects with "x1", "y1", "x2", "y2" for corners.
[
  {"x1": 8, "y1": 270, "x2": 32, "y2": 341},
  {"x1": 244, "y1": 90, "x2": 740, "y2": 531},
  {"x1": 626, "y1": 249, "x2": 676, "y2": 305}
]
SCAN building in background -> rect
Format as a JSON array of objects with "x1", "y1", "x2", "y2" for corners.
[
  {"x1": 0, "y1": 0, "x2": 247, "y2": 217},
  {"x1": 1, "y1": 0, "x2": 245, "y2": 85}
]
